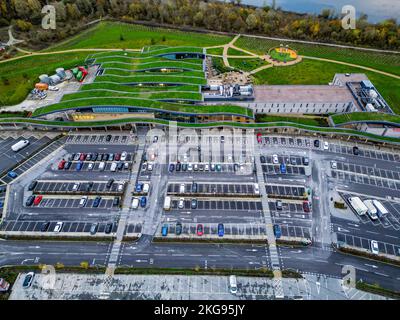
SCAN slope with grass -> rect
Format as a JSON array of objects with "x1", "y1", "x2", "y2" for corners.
[{"x1": 46, "y1": 21, "x2": 232, "y2": 51}]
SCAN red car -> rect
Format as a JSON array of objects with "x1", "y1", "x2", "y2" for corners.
[
  {"x1": 303, "y1": 201, "x2": 310, "y2": 213},
  {"x1": 33, "y1": 195, "x2": 43, "y2": 206},
  {"x1": 79, "y1": 153, "x2": 86, "y2": 161},
  {"x1": 115, "y1": 153, "x2": 121, "y2": 161},
  {"x1": 58, "y1": 159, "x2": 66, "y2": 170},
  {"x1": 256, "y1": 133, "x2": 262, "y2": 143},
  {"x1": 196, "y1": 224, "x2": 204, "y2": 236}
]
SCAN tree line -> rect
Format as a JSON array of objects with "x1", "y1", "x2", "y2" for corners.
[{"x1": 1, "y1": 0, "x2": 399, "y2": 50}]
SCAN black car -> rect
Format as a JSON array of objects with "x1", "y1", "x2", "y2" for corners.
[
  {"x1": 106, "y1": 178, "x2": 114, "y2": 189},
  {"x1": 92, "y1": 153, "x2": 98, "y2": 161},
  {"x1": 105, "y1": 223, "x2": 113, "y2": 234},
  {"x1": 113, "y1": 197, "x2": 120, "y2": 207},
  {"x1": 260, "y1": 156, "x2": 266, "y2": 163},
  {"x1": 192, "y1": 182, "x2": 198, "y2": 193},
  {"x1": 106, "y1": 135, "x2": 112, "y2": 142},
  {"x1": 117, "y1": 162, "x2": 124, "y2": 171},
  {"x1": 314, "y1": 140, "x2": 320, "y2": 148},
  {"x1": 176, "y1": 163, "x2": 181, "y2": 171},
  {"x1": 98, "y1": 154, "x2": 104, "y2": 161},
  {"x1": 86, "y1": 182, "x2": 94, "y2": 192},
  {"x1": 103, "y1": 154, "x2": 109, "y2": 161},
  {"x1": 64, "y1": 161, "x2": 72, "y2": 170},
  {"x1": 93, "y1": 196, "x2": 101, "y2": 208},
  {"x1": 25, "y1": 195, "x2": 35, "y2": 206},
  {"x1": 302, "y1": 157, "x2": 309, "y2": 166},
  {"x1": 28, "y1": 180, "x2": 37, "y2": 191},
  {"x1": 176, "y1": 222, "x2": 182, "y2": 236},
  {"x1": 41, "y1": 222, "x2": 50, "y2": 232},
  {"x1": 234, "y1": 163, "x2": 239, "y2": 172},
  {"x1": 182, "y1": 163, "x2": 187, "y2": 171},
  {"x1": 69, "y1": 153, "x2": 75, "y2": 161},
  {"x1": 353, "y1": 146, "x2": 359, "y2": 155},
  {"x1": 0, "y1": 185, "x2": 6, "y2": 194}
]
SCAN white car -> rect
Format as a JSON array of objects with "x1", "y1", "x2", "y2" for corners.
[
  {"x1": 331, "y1": 161, "x2": 337, "y2": 169},
  {"x1": 72, "y1": 183, "x2": 80, "y2": 191},
  {"x1": 371, "y1": 240, "x2": 379, "y2": 254},
  {"x1": 147, "y1": 163, "x2": 153, "y2": 171},
  {"x1": 323, "y1": 141, "x2": 329, "y2": 150},
  {"x1": 54, "y1": 222, "x2": 63, "y2": 232},
  {"x1": 205, "y1": 164, "x2": 209, "y2": 171},
  {"x1": 87, "y1": 162, "x2": 94, "y2": 170},
  {"x1": 254, "y1": 183, "x2": 260, "y2": 195},
  {"x1": 131, "y1": 198, "x2": 139, "y2": 209},
  {"x1": 48, "y1": 86, "x2": 59, "y2": 91},
  {"x1": 121, "y1": 151, "x2": 128, "y2": 161},
  {"x1": 79, "y1": 196, "x2": 88, "y2": 207},
  {"x1": 98, "y1": 161, "x2": 105, "y2": 171},
  {"x1": 143, "y1": 183, "x2": 150, "y2": 194},
  {"x1": 272, "y1": 154, "x2": 279, "y2": 164},
  {"x1": 117, "y1": 183, "x2": 124, "y2": 192},
  {"x1": 180, "y1": 183, "x2": 185, "y2": 193},
  {"x1": 187, "y1": 163, "x2": 193, "y2": 171},
  {"x1": 227, "y1": 155, "x2": 233, "y2": 162},
  {"x1": 178, "y1": 198, "x2": 185, "y2": 209}
]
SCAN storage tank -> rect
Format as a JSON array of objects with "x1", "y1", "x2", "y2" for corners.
[
  {"x1": 369, "y1": 90, "x2": 378, "y2": 99},
  {"x1": 56, "y1": 68, "x2": 66, "y2": 79},
  {"x1": 49, "y1": 74, "x2": 61, "y2": 85},
  {"x1": 229, "y1": 86, "x2": 234, "y2": 97},
  {"x1": 35, "y1": 83, "x2": 49, "y2": 90},
  {"x1": 11, "y1": 140, "x2": 30, "y2": 152},
  {"x1": 39, "y1": 74, "x2": 51, "y2": 84}
]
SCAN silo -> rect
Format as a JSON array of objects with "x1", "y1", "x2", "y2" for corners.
[{"x1": 39, "y1": 74, "x2": 51, "y2": 84}]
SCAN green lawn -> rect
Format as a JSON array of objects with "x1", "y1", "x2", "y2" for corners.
[
  {"x1": 100, "y1": 60, "x2": 204, "y2": 71},
  {"x1": 46, "y1": 21, "x2": 232, "y2": 51},
  {"x1": 206, "y1": 47, "x2": 224, "y2": 56},
  {"x1": 332, "y1": 112, "x2": 400, "y2": 125},
  {"x1": 235, "y1": 36, "x2": 400, "y2": 77},
  {"x1": 255, "y1": 114, "x2": 329, "y2": 126},
  {"x1": 0, "y1": 52, "x2": 93, "y2": 107},
  {"x1": 80, "y1": 83, "x2": 199, "y2": 93},
  {"x1": 252, "y1": 59, "x2": 400, "y2": 114},
  {"x1": 103, "y1": 69, "x2": 205, "y2": 78},
  {"x1": 269, "y1": 49, "x2": 296, "y2": 62},
  {"x1": 227, "y1": 47, "x2": 251, "y2": 56},
  {"x1": 229, "y1": 58, "x2": 269, "y2": 72}
]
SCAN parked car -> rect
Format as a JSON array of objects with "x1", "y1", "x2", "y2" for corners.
[
  {"x1": 108, "y1": 153, "x2": 114, "y2": 161},
  {"x1": 113, "y1": 197, "x2": 120, "y2": 207},
  {"x1": 204, "y1": 164, "x2": 209, "y2": 171},
  {"x1": 79, "y1": 196, "x2": 88, "y2": 207},
  {"x1": 175, "y1": 222, "x2": 182, "y2": 236},
  {"x1": 93, "y1": 196, "x2": 101, "y2": 208},
  {"x1": 106, "y1": 179, "x2": 114, "y2": 189},
  {"x1": 140, "y1": 196, "x2": 147, "y2": 208},
  {"x1": 260, "y1": 156, "x2": 266, "y2": 163},
  {"x1": 302, "y1": 157, "x2": 309, "y2": 166},
  {"x1": 254, "y1": 183, "x2": 260, "y2": 195},
  {"x1": 25, "y1": 195, "x2": 35, "y2": 206},
  {"x1": 28, "y1": 180, "x2": 37, "y2": 191},
  {"x1": 314, "y1": 140, "x2": 320, "y2": 148},
  {"x1": 54, "y1": 222, "x2": 63, "y2": 232},
  {"x1": 143, "y1": 183, "x2": 150, "y2": 194},
  {"x1": 272, "y1": 154, "x2": 279, "y2": 164},
  {"x1": 103, "y1": 154, "x2": 109, "y2": 161},
  {"x1": 106, "y1": 135, "x2": 112, "y2": 142},
  {"x1": 218, "y1": 223, "x2": 224, "y2": 237},
  {"x1": 370, "y1": 240, "x2": 379, "y2": 254},
  {"x1": 110, "y1": 162, "x2": 117, "y2": 172},
  {"x1": 40, "y1": 222, "x2": 50, "y2": 232},
  {"x1": 331, "y1": 161, "x2": 337, "y2": 169},
  {"x1": 7, "y1": 171, "x2": 17, "y2": 179},
  {"x1": 191, "y1": 199, "x2": 197, "y2": 209},
  {"x1": 280, "y1": 163, "x2": 286, "y2": 174},
  {"x1": 58, "y1": 159, "x2": 66, "y2": 170},
  {"x1": 87, "y1": 162, "x2": 94, "y2": 170},
  {"x1": 210, "y1": 164, "x2": 215, "y2": 171},
  {"x1": 117, "y1": 162, "x2": 123, "y2": 171},
  {"x1": 147, "y1": 163, "x2": 153, "y2": 171},
  {"x1": 121, "y1": 151, "x2": 128, "y2": 161},
  {"x1": 33, "y1": 195, "x2": 43, "y2": 206},
  {"x1": 135, "y1": 183, "x2": 143, "y2": 193},
  {"x1": 180, "y1": 183, "x2": 185, "y2": 193},
  {"x1": 22, "y1": 272, "x2": 35, "y2": 289},
  {"x1": 90, "y1": 223, "x2": 98, "y2": 235},
  {"x1": 169, "y1": 163, "x2": 175, "y2": 172},
  {"x1": 353, "y1": 146, "x2": 359, "y2": 155},
  {"x1": 105, "y1": 223, "x2": 113, "y2": 234},
  {"x1": 178, "y1": 198, "x2": 185, "y2": 209},
  {"x1": 76, "y1": 161, "x2": 83, "y2": 171},
  {"x1": 176, "y1": 163, "x2": 181, "y2": 171},
  {"x1": 196, "y1": 224, "x2": 204, "y2": 236},
  {"x1": 215, "y1": 164, "x2": 222, "y2": 172},
  {"x1": 273, "y1": 224, "x2": 282, "y2": 238},
  {"x1": 131, "y1": 198, "x2": 139, "y2": 209},
  {"x1": 193, "y1": 164, "x2": 198, "y2": 171},
  {"x1": 182, "y1": 163, "x2": 188, "y2": 171},
  {"x1": 64, "y1": 161, "x2": 72, "y2": 170},
  {"x1": 323, "y1": 141, "x2": 329, "y2": 150},
  {"x1": 303, "y1": 201, "x2": 310, "y2": 213},
  {"x1": 92, "y1": 153, "x2": 98, "y2": 162},
  {"x1": 191, "y1": 182, "x2": 198, "y2": 193},
  {"x1": 115, "y1": 153, "x2": 121, "y2": 161},
  {"x1": 98, "y1": 154, "x2": 104, "y2": 161},
  {"x1": 73, "y1": 153, "x2": 81, "y2": 161},
  {"x1": 79, "y1": 153, "x2": 86, "y2": 161},
  {"x1": 72, "y1": 183, "x2": 80, "y2": 192},
  {"x1": 162, "y1": 224, "x2": 168, "y2": 237},
  {"x1": 117, "y1": 183, "x2": 124, "y2": 192},
  {"x1": 276, "y1": 200, "x2": 283, "y2": 210},
  {"x1": 290, "y1": 157, "x2": 297, "y2": 166},
  {"x1": 187, "y1": 163, "x2": 193, "y2": 171},
  {"x1": 86, "y1": 153, "x2": 92, "y2": 161},
  {"x1": 98, "y1": 161, "x2": 105, "y2": 171}
]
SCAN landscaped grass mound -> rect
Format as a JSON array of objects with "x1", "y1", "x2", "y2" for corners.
[{"x1": 268, "y1": 46, "x2": 298, "y2": 62}]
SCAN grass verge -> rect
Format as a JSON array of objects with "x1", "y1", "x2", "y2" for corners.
[
  {"x1": 356, "y1": 281, "x2": 400, "y2": 299},
  {"x1": 337, "y1": 246, "x2": 400, "y2": 267}
]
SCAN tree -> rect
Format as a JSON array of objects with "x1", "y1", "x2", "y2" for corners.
[{"x1": 246, "y1": 13, "x2": 259, "y2": 30}]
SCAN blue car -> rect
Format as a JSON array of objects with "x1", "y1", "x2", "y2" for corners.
[
  {"x1": 140, "y1": 196, "x2": 146, "y2": 208},
  {"x1": 76, "y1": 161, "x2": 83, "y2": 171},
  {"x1": 7, "y1": 171, "x2": 17, "y2": 179},
  {"x1": 273, "y1": 224, "x2": 281, "y2": 239},
  {"x1": 135, "y1": 183, "x2": 143, "y2": 193},
  {"x1": 169, "y1": 163, "x2": 175, "y2": 172},
  {"x1": 218, "y1": 223, "x2": 224, "y2": 237},
  {"x1": 93, "y1": 196, "x2": 101, "y2": 208},
  {"x1": 280, "y1": 163, "x2": 286, "y2": 174},
  {"x1": 0, "y1": 201, "x2": 3, "y2": 209},
  {"x1": 162, "y1": 224, "x2": 168, "y2": 237}
]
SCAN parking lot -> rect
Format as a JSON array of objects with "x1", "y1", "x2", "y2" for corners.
[
  {"x1": 66, "y1": 133, "x2": 134, "y2": 145},
  {"x1": 167, "y1": 182, "x2": 259, "y2": 197},
  {"x1": 32, "y1": 180, "x2": 126, "y2": 195},
  {"x1": 0, "y1": 220, "x2": 118, "y2": 234},
  {"x1": 34, "y1": 196, "x2": 117, "y2": 210},
  {"x1": 332, "y1": 161, "x2": 400, "y2": 191},
  {"x1": 169, "y1": 198, "x2": 263, "y2": 211},
  {"x1": 265, "y1": 184, "x2": 307, "y2": 200}
]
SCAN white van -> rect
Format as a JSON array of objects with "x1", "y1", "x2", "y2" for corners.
[
  {"x1": 179, "y1": 183, "x2": 185, "y2": 193},
  {"x1": 163, "y1": 196, "x2": 171, "y2": 210},
  {"x1": 143, "y1": 183, "x2": 150, "y2": 194},
  {"x1": 372, "y1": 200, "x2": 388, "y2": 218},
  {"x1": 110, "y1": 162, "x2": 117, "y2": 172},
  {"x1": 254, "y1": 183, "x2": 260, "y2": 195},
  {"x1": 363, "y1": 199, "x2": 378, "y2": 220},
  {"x1": 98, "y1": 161, "x2": 105, "y2": 171},
  {"x1": 229, "y1": 275, "x2": 237, "y2": 294}
]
